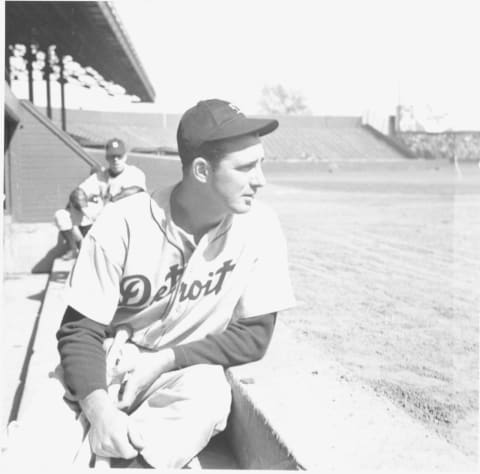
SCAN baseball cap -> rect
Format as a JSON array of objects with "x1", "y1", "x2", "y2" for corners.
[
  {"x1": 105, "y1": 138, "x2": 126, "y2": 157},
  {"x1": 177, "y1": 99, "x2": 279, "y2": 162}
]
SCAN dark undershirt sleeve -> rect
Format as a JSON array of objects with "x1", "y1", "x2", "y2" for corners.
[
  {"x1": 57, "y1": 307, "x2": 276, "y2": 400},
  {"x1": 56, "y1": 306, "x2": 110, "y2": 400},
  {"x1": 173, "y1": 313, "x2": 276, "y2": 369}
]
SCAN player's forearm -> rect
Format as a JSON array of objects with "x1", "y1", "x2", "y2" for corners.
[
  {"x1": 110, "y1": 186, "x2": 145, "y2": 202},
  {"x1": 173, "y1": 313, "x2": 276, "y2": 369},
  {"x1": 56, "y1": 305, "x2": 109, "y2": 400},
  {"x1": 58, "y1": 306, "x2": 275, "y2": 398},
  {"x1": 79, "y1": 388, "x2": 113, "y2": 422}
]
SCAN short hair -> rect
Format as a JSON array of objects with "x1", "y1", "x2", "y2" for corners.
[
  {"x1": 196, "y1": 140, "x2": 229, "y2": 168},
  {"x1": 179, "y1": 134, "x2": 260, "y2": 171},
  {"x1": 177, "y1": 130, "x2": 226, "y2": 170}
]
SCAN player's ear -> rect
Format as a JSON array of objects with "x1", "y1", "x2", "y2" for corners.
[{"x1": 191, "y1": 157, "x2": 210, "y2": 183}]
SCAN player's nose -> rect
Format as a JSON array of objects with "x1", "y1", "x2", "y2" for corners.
[{"x1": 250, "y1": 164, "x2": 266, "y2": 189}]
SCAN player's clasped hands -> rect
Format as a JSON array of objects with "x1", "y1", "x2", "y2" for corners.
[
  {"x1": 103, "y1": 336, "x2": 176, "y2": 411},
  {"x1": 116, "y1": 350, "x2": 175, "y2": 410},
  {"x1": 104, "y1": 337, "x2": 140, "y2": 386},
  {"x1": 87, "y1": 393, "x2": 145, "y2": 459}
]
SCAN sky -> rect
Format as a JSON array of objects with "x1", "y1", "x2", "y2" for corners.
[{"x1": 112, "y1": 0, "x2": 480, "y2": 127}]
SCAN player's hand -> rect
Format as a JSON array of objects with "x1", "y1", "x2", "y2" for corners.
[
  {"x1": 81, "y1": 390, "x2": 144, "y2": 459},
  {"x1": 104, "y1": 338, "x2": 139, "y2": 385},
  {"x1": 89, "y1": 195, "x2": 101, "y2": 204},
  {"x1": 116, "y1": 349, "x2": 176, "y2": 410}
]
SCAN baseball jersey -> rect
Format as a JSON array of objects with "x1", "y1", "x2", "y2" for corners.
[
  {"x1": 66, "y1": 185, "x2": 295, "y2": 350},
  {"x1": 80, "y1": 164, "x2": 146, "y2": 203},
  {"x1": 72, "y1": 164, "x2": 146, "y2": 227}
]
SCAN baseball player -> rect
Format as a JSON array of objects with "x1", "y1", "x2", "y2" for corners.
[
  {"x1": 5, "y1": 100, "x2": 295, "y2": 469},
  {"x1": 54, "y1": 138, "x2": 146, "y2": 259}
]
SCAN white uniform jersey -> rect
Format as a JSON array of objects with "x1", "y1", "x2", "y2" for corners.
[
  {"x1": 80, "y1": 164, "x2": 147, "y2": 203},
  {"x1": 71, "y1": 164, "x2": 146, "y2": 227},
  {"x1": 66, "y1": 186, "x2": 295, "y2": 350}
]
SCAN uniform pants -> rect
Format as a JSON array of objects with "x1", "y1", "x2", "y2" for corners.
[{"x1": 3, "y1": 364, "x2": 232, "y2": 469}]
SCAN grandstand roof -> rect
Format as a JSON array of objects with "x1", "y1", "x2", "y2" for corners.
[
  {"x1": 5, "y1": 1, "x2": 155, "y2": 102},
  {"x1": 5, "y1": 83, "x2": 22, "y2": 123}
]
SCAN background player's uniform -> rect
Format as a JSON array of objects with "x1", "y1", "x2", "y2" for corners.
[{"x1": 54, "y1": 164, "x2": 146, "y2": 231}]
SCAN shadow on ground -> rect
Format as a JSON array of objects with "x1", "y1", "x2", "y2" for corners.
[
  {"x1": 27, "y1": 290, "x2": 45, "y2": 302},
  {"x1": 31, "y1": 233, "x2": 68, "y2": 274}
]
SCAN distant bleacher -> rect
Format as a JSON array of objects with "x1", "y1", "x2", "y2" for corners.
[{"x1": 49, "y1": 108, "x2": 408, "y2": 162}]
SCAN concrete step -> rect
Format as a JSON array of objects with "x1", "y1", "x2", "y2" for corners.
[{"x1": 1, "y1": 273, "x2": 49, "y2": 434}]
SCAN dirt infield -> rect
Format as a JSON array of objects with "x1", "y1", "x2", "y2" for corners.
[{"x1": 262, "y1": 159, "x2": 479, "y2": 460}]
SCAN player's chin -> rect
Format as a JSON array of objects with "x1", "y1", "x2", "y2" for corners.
[{"x1": 232, "y1": 197, "x2": 254, "y2": 214}]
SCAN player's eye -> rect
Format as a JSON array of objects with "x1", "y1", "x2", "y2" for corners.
[{"x1": 237, "y1": 162, "x2": 258, "y2": 171}]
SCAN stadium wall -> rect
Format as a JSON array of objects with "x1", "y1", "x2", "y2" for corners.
[
  {"x1": 362, "y1": 124, "x2": 416, "y2": 159},
  {"x1": 4, "y1": 101, "x2": 99, "y2": 273},
  {"x1": 7, "y1": 101, "x2": 97, "y2": 223},
  {"x1": 396, "y1": 132, "x2": 480, "y2": 161}
]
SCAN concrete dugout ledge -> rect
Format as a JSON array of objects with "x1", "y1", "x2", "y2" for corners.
[{"x1": 226, "y1": 320, "x2": 476, "y2": 471}]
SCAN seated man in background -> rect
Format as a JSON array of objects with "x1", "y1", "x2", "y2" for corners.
[{"x1": 54, "y1": 138, "x2": 146, "y2": 259}]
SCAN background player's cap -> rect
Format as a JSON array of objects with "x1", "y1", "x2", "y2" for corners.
[
  {"x1": 177, "y1": 99, "x2": 279, "y2": 162},
  {"x1": 105, "y1": 138, "x2": 126, "y2": 157}
]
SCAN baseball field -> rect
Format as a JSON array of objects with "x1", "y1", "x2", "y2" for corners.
[
  {"x1": 130, "y1": 153, "x2": 479, "y2": 460},
  {"x1": 261, "y1": 158, "x2": 479, "y2": 460}
]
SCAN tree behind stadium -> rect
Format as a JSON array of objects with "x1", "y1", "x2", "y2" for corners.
[{"x1": 259, "y1": 84, "x2": 310, "y2": 115}]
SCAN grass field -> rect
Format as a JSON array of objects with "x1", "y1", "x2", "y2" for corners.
[{"x1": 261, "y1": 158, "x2": 479, "y2": 459}]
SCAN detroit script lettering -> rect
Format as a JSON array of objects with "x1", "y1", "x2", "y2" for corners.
[{"x1": 119, "y1": 259, "x2": 236, "y2": 307}]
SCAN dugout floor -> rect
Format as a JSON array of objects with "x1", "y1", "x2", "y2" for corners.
[{"x1": 1, "y1": 273, "x2": 48, "y2": 436}]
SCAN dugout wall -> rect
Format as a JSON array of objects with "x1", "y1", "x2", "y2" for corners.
[
  {"x1": 3, "y1": 99, "x2": 100, "y2": 273},
  {"x1": 6, "y1": 100, "x2": 97, "y2": 223}
]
